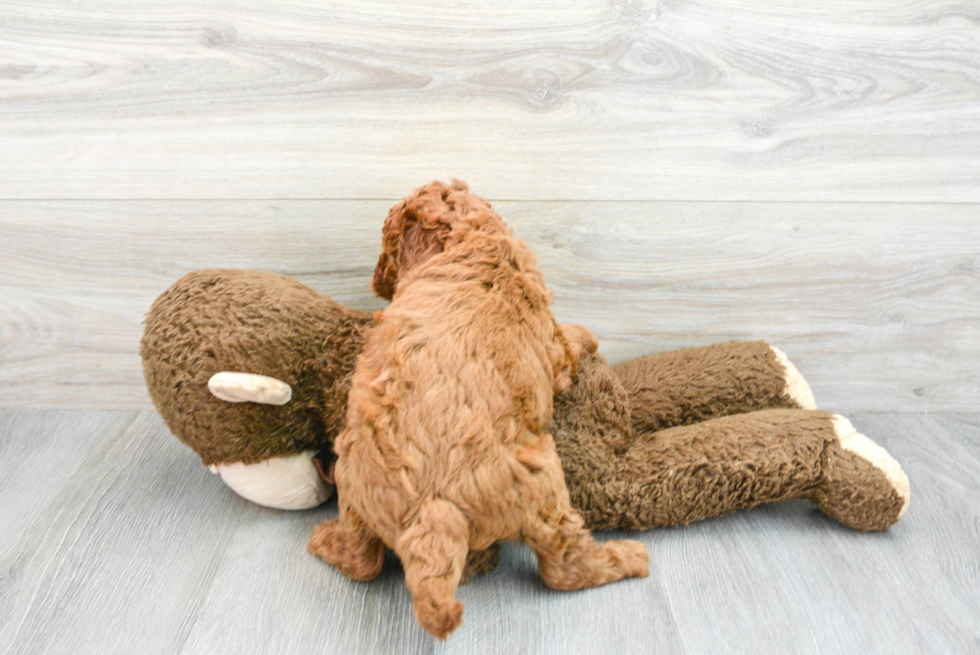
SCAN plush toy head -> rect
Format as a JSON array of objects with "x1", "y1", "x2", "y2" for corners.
[{"x1": 141, "y1": 269, "x2": 373, "y2": 509}]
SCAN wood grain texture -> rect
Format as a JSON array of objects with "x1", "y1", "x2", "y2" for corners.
[
  {"x1": 1, "y1": 200, "x2": 977, "y2": 411},
  {"x1": 0, "y1": 410, "x2": 977, "y2": 654},
  {"x1": 0, "y1": 0, "x2": 978, "y2": 200}
]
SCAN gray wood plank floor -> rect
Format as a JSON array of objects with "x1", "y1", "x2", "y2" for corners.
[{"x1": 1, "y1": 410, "x2": 977, "y2": 654}]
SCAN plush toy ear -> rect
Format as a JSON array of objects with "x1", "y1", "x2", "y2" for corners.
[{"x1": 372, "y1": 180, "x2": 468, "y2": 300}]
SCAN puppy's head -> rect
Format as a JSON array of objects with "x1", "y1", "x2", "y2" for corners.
[{"x1": 373, "y1": 180, "x2": 503, "y2": 300}]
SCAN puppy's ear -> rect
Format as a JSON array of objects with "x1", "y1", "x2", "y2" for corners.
[
  {"x1": 372, "y1": 199, "x2": 409, "y2": 300},
  {"x1": 372, "y1": 182, "x2": 459, "y2": 300}
]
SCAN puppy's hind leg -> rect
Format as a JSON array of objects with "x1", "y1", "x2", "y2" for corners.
[
  {"x1": 522, "y1": 455, "x2": 649, "y2": 590},
  {"x1": 396, "y1": 498, "x2": 469, "y2": 640},
  {"x1": 308, "y1": 506, "x2": 385, "y2": 581}
]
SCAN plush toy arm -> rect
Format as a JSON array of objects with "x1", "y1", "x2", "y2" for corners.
[
  {"x1": 564, "y1": 409, "x2": 909, "y2": 533},
  {"x1": 611, "y1": 340, "x2": 816, "y2": 433}
]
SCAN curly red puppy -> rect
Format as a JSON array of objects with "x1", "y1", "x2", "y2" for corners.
[{"x1": 308, "y1": 181, "x2": 649, "y2": 639}]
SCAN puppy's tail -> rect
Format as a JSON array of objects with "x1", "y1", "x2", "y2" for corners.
[{"x1": 396, "y1": 498, "x2": 469, "y2": 640}]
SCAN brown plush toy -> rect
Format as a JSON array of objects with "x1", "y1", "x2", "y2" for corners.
[{"x1": 141, "y1": 186, "x2": 910, "y2": 577}]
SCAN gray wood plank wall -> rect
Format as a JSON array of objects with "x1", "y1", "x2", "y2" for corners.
[{"x1": 1, "y1": 0, "x2": 978, "y2": 412}]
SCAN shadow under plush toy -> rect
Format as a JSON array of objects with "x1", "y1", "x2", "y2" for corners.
[{"x1": 142, "y1": 181, "x2": 910, "y2": 576}]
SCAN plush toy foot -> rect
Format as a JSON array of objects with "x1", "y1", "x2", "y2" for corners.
[
  {"x1": 209, "y1": 450, "x2": 334, "y2": 510},
  {"x1": 769, "y1": 345, "x2": 817, "y2": 410},
  {"x1": 812, "y1": 415, "x2": 910, "y2": 531}
]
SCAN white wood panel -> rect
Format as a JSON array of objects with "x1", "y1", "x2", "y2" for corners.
[
  {"x1": 0, "y1": 0, "x2": 977, "y2": 200},
  {"x1": 0, "y1": 200, "x2": 976, "y2": 411}
]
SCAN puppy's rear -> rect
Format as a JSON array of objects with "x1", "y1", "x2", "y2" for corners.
[{"x1": 309, "y1": 181, "x2": 648, "y2": 639}]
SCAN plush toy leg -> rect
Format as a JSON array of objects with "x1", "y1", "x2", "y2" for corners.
[
  {"x1": 567, "y1": 409, "x2": 909, "y2": 532},
  {"x1": 211, "y1": 450, "x2": 333, "y2": 510},
  {"x1": 612, "y1": 340, "x2": 816, "y2": 433},
  {"x1": 308, "y1": 507, "x2": 385, "y2": 582}
]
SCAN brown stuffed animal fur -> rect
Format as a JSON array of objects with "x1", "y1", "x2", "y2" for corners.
[
  {"x1": 306, "y1": 181, "x2": 648, "y2": 638},
  {"x1": 141, "y1": 182, "x2": 910, "y2": 605}
]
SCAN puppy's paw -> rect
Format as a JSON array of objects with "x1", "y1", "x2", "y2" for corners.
[
  {"x1": 602, "y1": 539, "x2": 650, "y2": 579},
  {"x1": 553, "y1": 370, "x2": 575, "y2": 394},
  {"x1": 561, "y1": 323, "x2": 599, "y2": 358},
  {"x1": 308, "y1": 520, "x2": 384, "y2": 581},
  {"x1": 553, "y1": 324, "x2": 599, "y2": 393},
  {"x1": 308, "y1": 520, "x2": 344, "y2": 563}
]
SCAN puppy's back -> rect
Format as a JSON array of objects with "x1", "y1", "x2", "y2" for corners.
[{"x1": 338, "y1": 234, "x2": 563, "y2": 529}]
